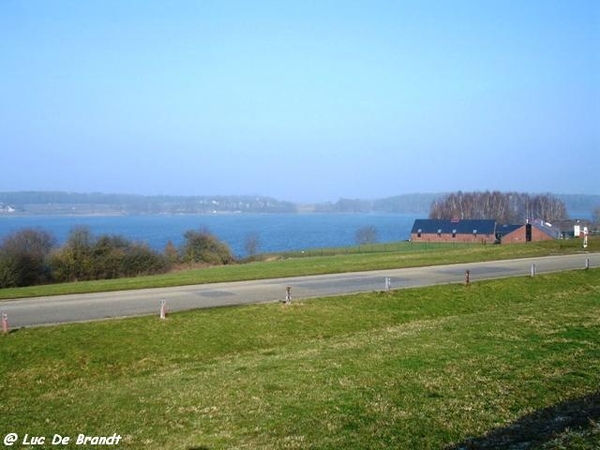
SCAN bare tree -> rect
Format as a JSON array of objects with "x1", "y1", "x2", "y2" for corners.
[
  {"x1": 530, "y1": 194, "x2": 568, "y2": 222},
  {"x1": 429, "y1": 191, "x2": 568, "y2": 223},
  {"x1": 356, "y1": 226, "x2": 378, "y2": 245},
  {"x1": 164, "y1": 240, "x2": 179, "y2": 264},
  {"x1": 0, "y1": 228, "x2": 56, "y2": 287},
  {"x1": 244, "y1": 233, "x2": 260, "y2": 259},
  {"x1": 592, "y1": 207, "x2": 600, "y2": 232}
]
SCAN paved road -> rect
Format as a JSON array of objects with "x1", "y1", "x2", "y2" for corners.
[{"x1": 1, "y1": 253, "x2": 598, "y2": 329}]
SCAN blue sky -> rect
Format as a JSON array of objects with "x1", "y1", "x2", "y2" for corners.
[{"x1": 1, "y1": 1, "x2": 598, "y2": 202}]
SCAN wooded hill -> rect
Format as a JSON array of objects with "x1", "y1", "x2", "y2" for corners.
[
  {"x1": 0, "y1": 192, "x2": 296, "y2": 214},
  {"x1": 316, "y1": 193, "x2": 599, "y2": 217},
  {"x1": 0, "y1": 191, "x2": 598, "y2": 216}
]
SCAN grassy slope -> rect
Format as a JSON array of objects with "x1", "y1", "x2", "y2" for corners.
[
  {"x1": 1, "y1": 269, "x2": 599, "y2": 449},
  {"x1": 1, "y1": 238, "x2": 598, "y2": 300}
]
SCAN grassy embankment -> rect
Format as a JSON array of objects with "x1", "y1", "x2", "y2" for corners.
[
  {"x1": 1, "y1": 267, "x2": 599, "y2": 449},
  {"x1": 1, "y1": 237, "x2": 598, "y2": 300}
]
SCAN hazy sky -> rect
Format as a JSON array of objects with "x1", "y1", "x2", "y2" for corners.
[{"x1": 1, "y1": 1, "x2": 598, "y2": 202}]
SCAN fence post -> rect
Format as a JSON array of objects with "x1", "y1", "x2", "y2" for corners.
[{"x1": 465, "y1": 270, "x2": 470, "y2": 285}]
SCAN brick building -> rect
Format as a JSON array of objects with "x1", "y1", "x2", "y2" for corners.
[
  {"x1": 500, "y1": 221, "x2": 560, "y2": 244},
  {"x1": 411, "y1": 219, "x2": 560, "y2": 244},
  {"x1": 410, "y1": 219, "x2": 497, "y2": 244}
]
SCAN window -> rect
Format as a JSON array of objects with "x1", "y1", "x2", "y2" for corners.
[
  {"x1": 437, "y1": 229, "x2": 442, "y2": 237},
  {"x1": 417, "y1": 228, "x2": 422, "y2": 238},
  {"x1": 473, "y1": 229, "x2": 478, "y2": 236},
  {"x1": 452, "y1": 229, "x2": 457, "y2": 238}
]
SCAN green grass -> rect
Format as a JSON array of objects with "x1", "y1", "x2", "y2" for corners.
[
  {"x1": 1, "y1": 237, "x2": 597, "y2": 300},
  {"x1": 1, "y1": 269, "x2": 599, "y2": 449}
]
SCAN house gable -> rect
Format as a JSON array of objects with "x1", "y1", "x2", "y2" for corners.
[{"x1": 501, "y1": 221, "x2": 560, "y2": 244}]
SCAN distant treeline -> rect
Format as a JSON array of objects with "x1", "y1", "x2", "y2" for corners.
[
  {"x1": 314, "y1": 193, "x2": 600, "y2": 216},
  {"x1": 0, "y1": 192, "x2": 297, "y2": 214},
  {"x1": 314, "y1": 194, "x2": 440, "y2": 214},
  {"x1": 0, "y1": 191, "x2": 598, "y2": 216},
  {"x1": 429, "y1": 191, "x2": 568, "y2": 223},
  {"x1": 0, "y1": 226, "x2": 235, "y2": 288},
  {"x1": 0, "y1": 191, "x2": 439, "y2": 215}
]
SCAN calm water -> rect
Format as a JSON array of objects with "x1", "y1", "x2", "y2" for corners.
[{"x1": 0, "y1": 213, "x2": 419, "y2": 257}]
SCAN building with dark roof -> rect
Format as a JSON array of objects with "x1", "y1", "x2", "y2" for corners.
[
  {"x1": 500, "y1": 220, "x2": 560, "y2": 244},
  {"x1": 410, "y1": 219, "x2": 497, "y2": 244},
  {"x1": 411, "y1": 218, "x2": 561, "y2": 244},
  {"x1": 549, "y1": 219, "x2": 593, "y2": 239}
]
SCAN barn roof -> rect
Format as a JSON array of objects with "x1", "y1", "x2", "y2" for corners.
[
  {"x1": 411, "y1": 219, "x2": 497, "y2": 235},
  {"x1": 498, "y1": 221, "x2": 561, "y2": 240},
  {"x1": 496, "y1": 223, "x2": 521, "y2": 236},
  {"x1": 531, "y1": 221, "x2": 561, "y2": 239}
]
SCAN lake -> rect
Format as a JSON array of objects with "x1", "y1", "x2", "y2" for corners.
[{"x1": 0, "y1": 213, "x2": 419, "y2": 257}]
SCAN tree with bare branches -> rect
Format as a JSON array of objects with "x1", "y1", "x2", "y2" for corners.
[{"x1": 430, "y1": 191, "x2": 567, "y2": 223}]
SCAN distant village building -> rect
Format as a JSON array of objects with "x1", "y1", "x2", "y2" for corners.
[
  {"x1": 410, "y1": 219, "x2": 497, "y2": 244},
  {"x1": 0, "y1": 203, "x2": 16, "y2": 213}
]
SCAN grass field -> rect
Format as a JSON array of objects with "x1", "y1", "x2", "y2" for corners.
[
  {"x1": 0, "y1": 237, "x2": 597, "y2": 300},
  {"x1": 1, "y1": 268, "x2": 599, "y2": 449}
]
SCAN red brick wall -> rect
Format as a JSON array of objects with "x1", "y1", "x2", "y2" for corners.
[
  {"x1": 411, "y1": 233, "x2": 495, "y2": 244},
  {"x1": 501, "y1": 226, "x2": 555, "y2": 244},
  {"x1": 502, "y1": 228, "x2": 525, "y2": 244}
]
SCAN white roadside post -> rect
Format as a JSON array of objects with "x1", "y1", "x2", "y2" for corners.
[
  {"x1": 285, "y1": 286, "x2": 292, "y2": 304},
  {"x1": 1, "y1": 312, "x2": 8, "y2": 334},
  {"x1": 160, "y1": 299, "x2": 167, "y2": 320}
]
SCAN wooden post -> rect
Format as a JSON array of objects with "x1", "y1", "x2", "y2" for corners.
[{"x1": 465, "y1": 270, "x2": 470, "y2": 285}]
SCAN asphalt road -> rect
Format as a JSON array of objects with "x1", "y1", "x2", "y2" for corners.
[{"x1": 1, "y1": 253, "x2": 598, "y2": 329}]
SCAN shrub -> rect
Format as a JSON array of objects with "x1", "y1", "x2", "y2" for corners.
[
  {"x1": 180, "y1": 229, "x2": 234, "y2": 265},
  {"x1": 51, "y1": 227, "x2": 170, "y2": 282},
  {"x1": 0, "y1": 228, "x2": 56, "y2": 287},
  {"x1": 50, "y1": 226, "x2": 95, "y2": 282}
]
